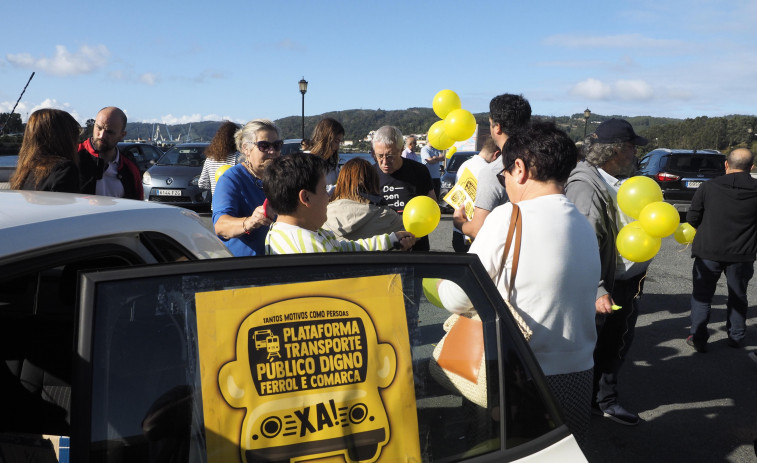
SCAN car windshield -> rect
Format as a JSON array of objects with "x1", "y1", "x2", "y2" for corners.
[
  {"x1": 666, "y1": 155, "x2": 725, "y2": 173},
  {"x1": 446, "y1": 154, "x2": 475, "y2": 172},
  {"x1": 157, "y1": 146, "x2": 207, "y2": 167}
]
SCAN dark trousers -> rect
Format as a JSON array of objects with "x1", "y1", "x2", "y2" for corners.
[
  {"x1": 593, "y1": 272, "x2": 646, "y2": 409},
  {"x1": 690, "y1": 257, "x2": 754, "y2": 344},
  {"x1": 452, "y1": 231, "x2": 470, "y2": 253},
  {"x1": 431, "y1": 178, "x2": 441, "y2": 200}
]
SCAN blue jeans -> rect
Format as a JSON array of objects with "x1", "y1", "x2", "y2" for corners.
[{"x1": 690, "y1": 257, "x2": 754, "y2": 344}]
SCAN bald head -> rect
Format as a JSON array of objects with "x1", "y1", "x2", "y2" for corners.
[
  {"x1": 97, "y1": 106, "x2": 127, "y2": 132},
  {"x1": 726, "y1": 148, "x2": 754, "y2": 173}
]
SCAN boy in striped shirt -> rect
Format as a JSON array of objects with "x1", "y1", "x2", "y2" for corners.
[{"x1": 263, "y1": 153, "x2": 416, "y2": 255}]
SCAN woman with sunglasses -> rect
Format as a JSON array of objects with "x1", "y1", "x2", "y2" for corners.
[
  {"x1": 438, "y1": 121, "x2": 601, "y2": 446},
  {"x1": 212, "y1": 119, "x2": 282, "y2": 256},
  {"x1": 11, "y1": 108, "x2": 82, "y2": 193}
]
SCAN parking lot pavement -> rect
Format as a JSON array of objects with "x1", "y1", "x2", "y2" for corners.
[{"x1": 201, "y1": 212, "x2": 757, "y2": 462}]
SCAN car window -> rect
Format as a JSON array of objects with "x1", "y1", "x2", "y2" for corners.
[
  {"x1": 121, "y1": 145, "x2": 144, "y2": 163},
  {"x1": 158, "y1": 146, "x2": 207, "y2": 167},
  {"x1": 667, "y1": 155, "x2": 724, "y2": 173},
  {"x1": 446, "y1": 154, "x2": 475, "y2": 172},
  {"x1": 76, "y1": 254, "x2": 565, "y2": 462},
  {"x1": 0, "y1": 246, "x2": 144, "y2": 442}
]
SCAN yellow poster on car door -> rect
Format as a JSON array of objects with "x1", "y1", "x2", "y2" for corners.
[{"x1": 195, "y1": 274, "x2": 420, "y2": 463}]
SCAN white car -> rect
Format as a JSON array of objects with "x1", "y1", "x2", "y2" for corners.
[{"x1": 0, "y1": 190, "x2": 585, "y2": 462}]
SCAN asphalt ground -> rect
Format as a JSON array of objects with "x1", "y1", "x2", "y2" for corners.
[{"x1": 201, "y1": 212, "x2": 757, "y2": 462}]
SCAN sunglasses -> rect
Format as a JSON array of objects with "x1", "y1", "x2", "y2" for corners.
[
  {"x1": 250, "y1": 140, "x2": 284, "y2": 152},
  {"x1": 497, "y1": 169, "x2": 507, "y2": 189}
]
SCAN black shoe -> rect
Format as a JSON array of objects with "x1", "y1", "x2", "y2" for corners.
[
  {"x1": 599, "y1": 404, "x2": 640, "y2": 426},
  {"x1": 749, "y1": 352, "x2": 757, "y2": 365},
  {"x1": 726, "y1": 338, "x2": 744, "y2": 348},
  {"x1": 686, "y1": 335, "x2": 707, "y2": 353}
]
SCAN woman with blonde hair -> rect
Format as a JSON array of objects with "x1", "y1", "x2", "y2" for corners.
[
  {"x1": 212, "y1": 119, "x2": 281, "y2": 256},
  {"x1": 11, "y1": 108, "x2": 81, "y2": 192},
  {"x1": 323, "y1": 158, "x2": 404, "y2": 240},
  {"x1": 307, "y1": 117, "x2": 344, "y2": 193}
]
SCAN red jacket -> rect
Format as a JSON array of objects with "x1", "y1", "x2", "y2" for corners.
[{"x1": 78, "y1": 139, "x2": 144, "y2": 200}]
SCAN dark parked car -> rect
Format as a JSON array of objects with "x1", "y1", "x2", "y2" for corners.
[
  {"x1": 0, "y1": 155, "x2": 18, "y2": 190},
  {"x1": 142, "y1": 142, "x2": 211, "y2": 211},
  {"x1": 118, "y1": 142, "x2": 166, "y2": 174},
  {"x1": 281, "y1": 138, "x2": 303, "y2": 156},
  {"x1": 439, "y1": 151, "x2": 477, "y2": 213},
  {"x1": 635, "y1": 148, "x2": 725, "y2": 213},
  {"x1": 338, "y1": 152, "x2": 375, "y2": 168}
]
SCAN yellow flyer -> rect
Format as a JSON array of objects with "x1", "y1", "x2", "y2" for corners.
[
  {"x1": 195, "y1": 274, "x2": 420, "y2": 463},
  {"x1": 443, "y1": 167, "x2": 477, "y2": 219}
]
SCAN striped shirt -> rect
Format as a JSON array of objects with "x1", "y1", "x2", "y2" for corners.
[
  {"x1": 199, "y1": 152, "x2": 239, "y2": 195},
  {"x1": 265, "y1": 222, "x2": 395, "y2": 255}
]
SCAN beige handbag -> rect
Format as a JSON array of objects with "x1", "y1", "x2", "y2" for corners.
[{"x1": 428, "y1": 204, "x2": 532, "y2": 408}]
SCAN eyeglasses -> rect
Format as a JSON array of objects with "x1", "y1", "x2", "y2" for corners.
[
  {"x1": 375, "y1": 154, "x2": 397, "y2": 161},
  {"x1": 496, "y1": 169, "x2": 507, "y2": 189},
  {"x1": 250, "y1": 140, "x2": 284, "y2": 152}
]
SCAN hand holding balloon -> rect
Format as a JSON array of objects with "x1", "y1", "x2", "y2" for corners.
[{"x1": 393, "y1": 231, "x2": 417, "y2": 251}]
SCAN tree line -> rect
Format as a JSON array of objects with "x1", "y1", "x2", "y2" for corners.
[{"x1": 2, "y1": 110, "x2": 756, "y2": 155}]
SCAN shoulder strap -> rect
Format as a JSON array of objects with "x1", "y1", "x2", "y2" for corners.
[{"x1": 497, "y1": 203, "x2": 521, "y2": 300}]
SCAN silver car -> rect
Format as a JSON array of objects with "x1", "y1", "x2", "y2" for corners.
[{"x1": 142, "y1": 142, "x2": 211, "y2": 211}]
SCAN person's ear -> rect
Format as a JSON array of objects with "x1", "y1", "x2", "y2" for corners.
[
  {"x1": 298, "y1": 189, "x2": 310, "y2": 207},
  {"x1": 513, "y1": 158, "x2": 529, "y2": 184}
]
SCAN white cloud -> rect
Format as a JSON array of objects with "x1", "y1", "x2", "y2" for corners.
[
  {"x1": 139, "y1": 73, "x2": 158, "y2": 85},
  {"x1": 26, "y1": 98, "x2": 83, "y2": 123},
  {"x1": 6, "y1": 45, "x2": 109, "y2": 76},
  {"x1": 571, "y1": 78, "x2": 613, "y2": 100},
  {"x1": 571, "y1": 78, "x2": 655, "y2": 102},
  {"x1": 614, "y1": 80, "x2": 654, "y2": 100},
  {"x1": 543, "y1": 33, "x2": 684, "y2": 49}
]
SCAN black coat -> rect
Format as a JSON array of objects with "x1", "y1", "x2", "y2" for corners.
[{"x1": 687, "y1": 171, "x2": 757, "y2": 262}]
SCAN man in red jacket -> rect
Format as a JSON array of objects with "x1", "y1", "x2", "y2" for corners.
[{"x1": 78, "y1": 106, "x2": 143, "y2": 200}]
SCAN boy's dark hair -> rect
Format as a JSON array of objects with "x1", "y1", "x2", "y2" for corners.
[
  {"x1": 263, "y1": 152, "x2": 327, "y2": 214},
  {"x1": 489, "y1": 93, "x2": 531, "y2": 137}
]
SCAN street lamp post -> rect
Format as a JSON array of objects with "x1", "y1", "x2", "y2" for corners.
[
  {"x1": 299, "y1": 77, "x2": 308, "y2": 140},
  {"x1": 583, "y1": 108, "x2": 591, "y2": 138}
]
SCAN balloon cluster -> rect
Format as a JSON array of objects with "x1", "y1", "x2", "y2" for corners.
[
  {"x1": 429, "y1": 89, "x2": 477, "y2": 157},
  {"x1": 616, "y1": 176, "x2": 695, "y2": 262}
]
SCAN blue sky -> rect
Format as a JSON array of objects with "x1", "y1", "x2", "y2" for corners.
[{"x1": 2, "y1": 0, "x2": 756, "y2": 126}]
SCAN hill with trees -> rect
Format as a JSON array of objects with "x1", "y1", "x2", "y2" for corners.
[{"x1": 2, "y1": 110, "x2": 756, "y2": 156}]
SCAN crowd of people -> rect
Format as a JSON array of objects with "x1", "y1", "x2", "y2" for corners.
[{"x1": 9, "y1": 96, "x2": 757, "y2": 453}]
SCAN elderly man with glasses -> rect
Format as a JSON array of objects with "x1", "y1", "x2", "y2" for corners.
[{"x1": 372, "y1": 125, "x2": 435, "y2": 251}]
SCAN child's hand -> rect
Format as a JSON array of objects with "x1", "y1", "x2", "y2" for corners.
[{"x1": 395, "y1": 231, "x2": 416, "y2": 251}]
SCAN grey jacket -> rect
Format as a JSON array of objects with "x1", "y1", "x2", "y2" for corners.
[
  {"x1": 323, "y1": 199, "x2": 404, "y2": 241},
  {"x1": 565, "y1": 161, "x2": 618, "y2": 300}
]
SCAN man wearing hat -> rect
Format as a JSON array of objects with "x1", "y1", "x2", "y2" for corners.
[{"x1": 565, "y1": 118, "x2": 649, "y2": 426}]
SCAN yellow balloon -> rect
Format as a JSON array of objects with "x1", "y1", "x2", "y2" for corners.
[
  {"x1": 639, "y1": 201, "x2": 680, "y2": 237},
  {"x1": 674, "y1": 222, "x2": 696, "y2": 244},
  {"x1": 446, "y1": 146, "x2": 457, "y2": 159},
  {"x1": 215, "y1": 164, "x2": 231, "y2": 182},
  {"x1": 422, "y1": 278, "x2": 444, "y2": 308},
  {"x1": 443, "y1": 108, "x2": 477, "y2": 142},
  {"x1": 616, "y1": 221, "x2": 661, "y2": 262},
  {"x1": 617, "y1": 176, "x2": 663, "y2": 219},
  {"x1": 402, "y1": 195, "x2": 441, "y2": 238},
  {"x1": 432, "y1": 89, "x2": 462, "y2": 119},
  {"x1": 428, "y1": 120, "x2": 455, "y2": 150}
]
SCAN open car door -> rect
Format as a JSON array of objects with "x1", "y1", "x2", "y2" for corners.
[{"x1": 69, "y1": 253, "x2": 585, "y2": 462}]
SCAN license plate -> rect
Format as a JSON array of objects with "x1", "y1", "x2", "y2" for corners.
[
  {"x1": 685, "y1": 181, "x2": 702, "y2": 189},
  {"x1": 156, "y1": 189, "x2": 182, "y2": 196}
]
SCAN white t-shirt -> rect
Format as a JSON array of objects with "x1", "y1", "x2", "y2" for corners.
[
  {"x1": 438, "y1": 195, "x2": 600, "y2": 376},
  {"x1": 96, "y1": 150, "x2": 125, "y2": 198}
]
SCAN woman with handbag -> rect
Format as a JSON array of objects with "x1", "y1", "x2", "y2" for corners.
[{"x1": 437, "y1": 121, "x2": 601, "y2": 444}]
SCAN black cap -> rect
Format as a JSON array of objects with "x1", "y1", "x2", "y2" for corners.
[{"x1": 592, "y1": 118, "x2": 648, "y2": 146}]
